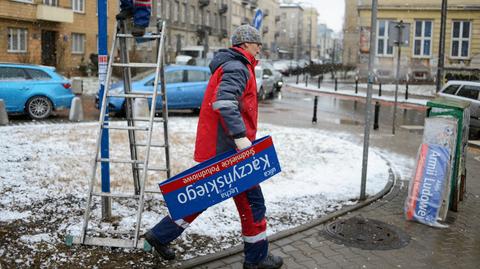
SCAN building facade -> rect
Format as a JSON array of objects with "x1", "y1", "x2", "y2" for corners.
[
  {"x1": 257, "y1": 0, "x2": 280, "y2": 59},
  {"x1": 344, "y1": 0, "x2": 480, "y2": 81},
  {"x1": 276, "y1": 3, "x2": 303, "y2": 60},
  {"x1": 0, "y1": 0, "x2": 117, "y2": 74},
  {"x1": 302, "y1": 7, "x2": 318, "y2": 61}
]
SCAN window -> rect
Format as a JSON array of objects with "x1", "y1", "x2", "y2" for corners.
[
  {"x1": 206, "y1": 11, "x2": 210, "y2": 26},
  {"x1": 377, "y1": 20, "x2": 393, "y2": 56},
  {"x1": 43, "y1": 0, "x2": 58, "y2": 6},
  {"x1": 451, "y1": 21, "x2": 471, "y2": 58},
  {"x1": 25, "y1": 69, "x2": 51, "y2": 80},
  {"x1": 166, "y1": 71, "x2": 184, "y2": 84},
  {"x1": 456, "y1": 85, "x2": 479, "y2": 100},
  {"x1": 190, "y1": 8, "x2": 195, "y2": 24},
  {"x1": 0, "y1": 67, "x2": 28, "y2": 81},
  {"x1": 8, "y1": 28, "x2": 28, "y2": 53},
  {"x1": 72, "y1": 0, "x2": 85, "y2": 13},
  {"x1": 413, "y1": 20, "x2": 432, "y2": 57},
  {"x1": 173, "y1": 2, "x2": 179, "y2": 22},
  {"x1": 165, "y1": 1, "x2": 170, "y2": 19},
  {"x1": 181, "y1": 3, "x2": 187, "y2": 23},
  {"x1": 263, "y1": 69, "x2": 273, "y2": 76},
  {"x1": 187, "y1": 70, "x2": 208, "y2": 82},
  {"x1": 71, "y1": 33, "x2": 85, "y2": 54},
  {"x1": 443, "y1": 84, "x2": 460, "y2": 95},
  {"x1": 157, "y1": 0, "x2": 162, "y2": 18}
]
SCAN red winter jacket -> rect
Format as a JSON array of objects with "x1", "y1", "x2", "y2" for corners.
[{"x1": 194, "y1": 47, "x2": 258, "y2": 162}]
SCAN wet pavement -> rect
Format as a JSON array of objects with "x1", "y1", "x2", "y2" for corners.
[{"x1": 180, "y1": 86, "x2": 480, "y2": 268}]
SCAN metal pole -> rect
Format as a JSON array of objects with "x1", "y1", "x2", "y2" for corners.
[
  {"x1": 392, "y1": 20, "x2": 404, "y2": 135},
  {"x1": 436, "y1": 0, "x2": 448, "y2": 92},
  {"x1": 98, "y1": 0, "x2": 111, "y2": 219},
  {"x1": 312, "y1": 96, "x2": 318, "y2": 124},
  {"x1": 360, "y1": 0, "x2": 378, "y2": 201}
]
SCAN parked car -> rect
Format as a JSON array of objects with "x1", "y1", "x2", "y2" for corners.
[
  {"x1": 99, "y1": 65, "x2": 211, "y2": 114},
  {"x1": 438, "y1": 80, "x2": 480, "y2": 136},
  {"x1": 255, "y1": 62, "x2": 283, "y2": 101},
  {"x1": 0, "y1": 63, "x2": 74, "y2": 119}
]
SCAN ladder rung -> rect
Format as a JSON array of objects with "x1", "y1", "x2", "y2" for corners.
[
  {"x1": 92, "y1": 192, "x2": 139, "y2": 199},
  {"x1": 97, "y1": 158, "x2": 144, "y2": 164},
  {"x1": 104, "y1": 125, "x2": 149, "y2": 131},
  {"x1": 135, "y1": 166, "x2": 168, "y2": 172},
  {"x1": 133, "y1": 117, "x2": 165, "y2": 123},
  {"x1": 112, "y1": 63, "x2": 158, "y2": 68},
  {"x1": 117, "y1": 33, "x2": 162, "y2": 39},
  {"x1": 134, "y1": 143, "x2": 166, "y2": 148},
  {"x1": 107, "y1": 93, "x2": 155, "y2": 99},
  {"x1": 69, "y1": 236, "x2": 149, "y2": 250}
]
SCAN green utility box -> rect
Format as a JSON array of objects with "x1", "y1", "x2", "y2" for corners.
[{"x1": 426, "y1": 97, "x2": 470, "y2": 212}]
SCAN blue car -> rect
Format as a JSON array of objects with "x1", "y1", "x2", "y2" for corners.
[
  {"x1": 102, "y1": 65, "x2": 211, "y2": 114},
  {"x1": 0, "y1": 63, "x2": 74, "y2": 119}
]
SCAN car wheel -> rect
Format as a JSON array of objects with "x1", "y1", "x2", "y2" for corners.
[
  {"x1": 26, "y1": 96, "x2": 53, "y2": 120},
  {"x1": 258, "y1": 87, "x2": 266, "y2": 101}
]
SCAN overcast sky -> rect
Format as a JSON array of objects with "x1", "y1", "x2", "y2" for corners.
[{"x1": 297, "y1": 0, "x2": 345, "y2": 33}]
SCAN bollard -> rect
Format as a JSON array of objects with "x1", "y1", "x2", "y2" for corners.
[
  {"x1": 296, "y1": 74, "x2": 299, "y2": 84},
  {"x1": 334, "y1": 78, "x2": 338, "y2": 91},
  {"x1": 305, "y1": 75, "x2": 308, "y2": 87},
  {"x1": 0, "y1": 99, "x2": 9, "y2": 125},
  {"x1": 317, "y1": 75, "x2": 321, "y2": 89},
  {"x1": 355, "y1": 79, "x2": 358, "y2": 94},
  {"x1": 312, "y1": 96, "x2": 318, "y2": 124},
  {"x1": 378, "y1": 83, "x2": 382, "y2": 96},
  {"x1": 69, "y1": 96, "x2": 84, "y2": 122},
  {"x1": 405, "y1": 83, "x2": 409, "y2": 100},
  {"x1": 373, "y1": 101, "x2": 380, "y2": 130}
]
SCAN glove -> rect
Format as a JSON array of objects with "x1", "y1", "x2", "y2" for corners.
[{"x1": 234, "y1": 137, "x2": 252, "y2": 150}]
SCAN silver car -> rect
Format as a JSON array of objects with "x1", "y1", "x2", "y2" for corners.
[
  {"x1": 438, "y1": 80, "x2": 480, "y2": 135},
  {"x1": 255, "y1": 62, "x2": 283, "y2": 100}
]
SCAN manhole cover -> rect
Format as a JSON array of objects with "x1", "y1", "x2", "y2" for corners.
[{"x1": 322, "y1": 217, "x2": 410, "y2": 250}]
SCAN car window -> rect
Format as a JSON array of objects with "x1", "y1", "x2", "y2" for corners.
[
  {"x1": 456, "y1": 85, "x2": 480, "y2": 100},
  {"x1": 255, "y1": 68, "x2": 262, "y2": 78},
  {"x1": 187, "y1": 70, "x2": 208, "y2": 82},
  {"x1": 0, "y1": 67, "x2": 28, "y2": 81},
  {"x1": 25, "y1": 69, "x2": 52, "y2": 80},
  {"x1": 443, "y1": 84, "x2": 460, "y2": 95},
  {"x1": 263, "y1": 68, "x2": 273, "y2": 76},
  {"x1": 165, "y1": 70, "x2": 184, "y2": 84}
]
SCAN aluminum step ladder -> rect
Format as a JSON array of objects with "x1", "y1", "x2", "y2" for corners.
[{"x1": 66, "y1": 19, "x2": 170, "y2": 250}]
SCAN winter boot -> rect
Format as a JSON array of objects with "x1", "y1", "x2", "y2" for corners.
[
  {"x1": 131, "y1": 24, "x2": 146, "y2": 37},
  {"x1": 116, "y1": 9, "x2": 133, "y2": 21},
  {"x1": 144, "y1": 230, "x2": 176, "y2": 260},
  {"x1": 243, "y1": 253, "x2": 283, "y2": 269}
]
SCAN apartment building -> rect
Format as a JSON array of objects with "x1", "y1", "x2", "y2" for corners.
[
  {"x1": 257, "y1": 0, "x2": 280, "y2": 59},
  {"x1": 344, "y1": 0, "x2": 480, "y2": 81},
  {"x1": 0, "y1": 0, "x2": 117, "y2": 74},
  {"x1": 302, "y1": 7, "x2": 318, "y2": 61},
  {"x1": 276, "y1": 3, "x2": 304, "y2": 60}
]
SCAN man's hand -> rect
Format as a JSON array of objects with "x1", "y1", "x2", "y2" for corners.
[{"x1": 234, "y1": 137, "x2": 252, "y2": 150}]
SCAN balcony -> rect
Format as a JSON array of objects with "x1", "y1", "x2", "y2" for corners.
[
  {"x1": 275, "y1": 15, "x2": 281, "y2": 22},
  {"x1": 219, "y1": 3, "x2": 228, "y2": 14},
  {"x1": 262, "y1": 26, "x2": 269, "y2": 34},
  {"x1": 263, "y1": 9, "x2": 269, "y2": 17},
  {"x1": 250, "y1": 0, "x2": 258, "y2": 9},
  {"x1": 199, "y1": 0, "x2": 210, "y2": 8},
  {"x1": 241, "y1": 0, "x2": 249, "y2": 6},
  {"x1": 274, "y1": 32, "x2": 280, "y2": 38},
  {"x1": 36, "y1": 4, "x2": 73, "y2": 23},
  {"x1": 241, "y1": 17, "x2": 250, "y2": 25},
  {"x1": 220, "y1": 29, "x2": 228, "y2": 38}
]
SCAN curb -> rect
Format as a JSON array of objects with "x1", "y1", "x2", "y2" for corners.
[{"x1": 176, "y1": 165, "x2": 398, "y2": 269}]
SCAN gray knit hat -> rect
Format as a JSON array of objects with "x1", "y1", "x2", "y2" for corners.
[{"x1": 231, "y1": 25, "x2": 262, "y2": 46}]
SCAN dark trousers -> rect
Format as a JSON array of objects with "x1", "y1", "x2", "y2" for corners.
[{"x1": 119, "y1": 0, "x2": 151, "y2": 27}]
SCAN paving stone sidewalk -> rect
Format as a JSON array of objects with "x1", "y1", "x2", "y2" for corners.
[{"x1": 193, "y1": 145, "x2": 480, "y2": 269}]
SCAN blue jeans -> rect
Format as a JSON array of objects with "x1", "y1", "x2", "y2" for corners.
[{"x1": 120, "y1": 0, "x2": 151, "y2": 27}]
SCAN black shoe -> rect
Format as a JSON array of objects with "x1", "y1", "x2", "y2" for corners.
[
  {"x1": 131, "y1": 25, "x2": 146, "y2": 37},
  {"x1": 116, "y1": 9, "x2": 133, "y2": 21},
  {"x1": 243, "y1": 254, "x2": 283, "y2": 269},
  {"x1": 144, "y1": 230, "x2": 176, "y2": 260}
]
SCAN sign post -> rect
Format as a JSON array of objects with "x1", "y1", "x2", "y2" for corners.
[
  {"x1": 253, "y1": 9, "x2": 263, "y2": 30},
  {"x1": 97, "y1": 0, "x2": 111, "y2": 219}
]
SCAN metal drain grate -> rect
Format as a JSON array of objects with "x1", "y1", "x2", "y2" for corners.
[{"x1": 322, "y1": 217, "x2": 410, "y2": 250}]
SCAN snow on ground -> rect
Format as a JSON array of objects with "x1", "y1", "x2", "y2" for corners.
[{"x1": 0, "y1": 117, "x2": 407, "y2": 266}]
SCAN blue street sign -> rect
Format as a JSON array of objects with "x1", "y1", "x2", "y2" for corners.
[
  {"x1": 159, "y1": 136, "x2": 281, "y2": 220},
  {"x1": 253, "y1": 9, "x2": 263, "y2": 30}
]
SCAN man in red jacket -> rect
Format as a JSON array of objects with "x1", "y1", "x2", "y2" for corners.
[{"x1": 145, "y1": 25, "x2": 283, "y2": 269}]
